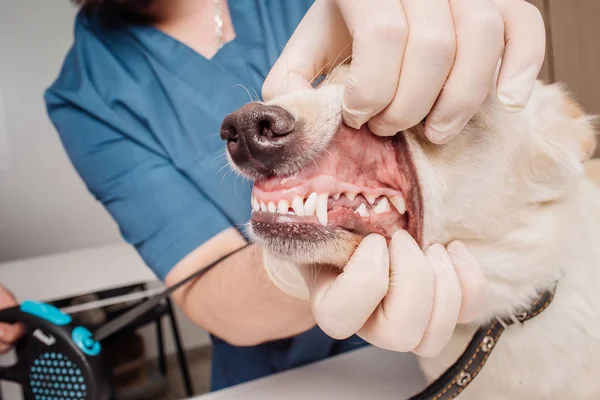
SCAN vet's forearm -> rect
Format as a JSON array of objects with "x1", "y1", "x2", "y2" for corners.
[{"x1": 167, "y1": 239, "x2": 315, "y2": 346}]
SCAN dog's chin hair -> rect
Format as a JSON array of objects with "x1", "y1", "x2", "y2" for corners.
[{"x1": 247, "y1": 223, "x2": 360, "y2": 266}]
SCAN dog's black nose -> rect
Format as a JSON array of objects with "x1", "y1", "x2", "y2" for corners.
[{"x1": 221, "y1": 103, "x2": 296, "y2": 176}]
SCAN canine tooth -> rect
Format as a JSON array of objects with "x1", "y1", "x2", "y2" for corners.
[
  {"x1": 316, "y1": 193, "x2": 329, "y2": 226},
  {"x1": 304, "y1": 192, "x2": 318, "y2": 216},
  {"x1": 365, "y1": 194, "x2": 377, "y2": 204},
  {"x1": 260, "y1": 201, "x2": 268, "y2": 212},
  {"x1": 390, "y1": 196, "x2": 406, "y2": 214},
  {"x1": 355, "y1": 203, "x2": 370, "y2": 217},
  {"x1": 288, "y1": 211, "x2": 296, "y2": 216},
  {"x1": 251, "y1": 197, "x2": 260, "y2": 211},
  {"x1": 267, "y1": 202, "x2": 277, "y2": 213},
  {"x1": 344, "y1": 192, "x2": 357, "y2": 202},
  {"x1": 292, "y1": 196, "x2": 305, "y2": 216},
  {"x1": 332, "y1": 193, "x2": 341, "y2": 200},
  {"x1": 277, "y1": 200, "x2": 289, "y2": 215},
  {"x1": 373, "y1": 197, "x2": 391, "y2": 214}
]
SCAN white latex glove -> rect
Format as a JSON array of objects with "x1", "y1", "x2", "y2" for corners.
[
  {"x1": 263, "y1": 0, "x2": 546, "y2": 145},
  {"x1": 267, "y1": 232, "x2": 486, "y2": 357},
  {"x1": 263, "y1": 250, "x2": 312, "y2": 301}
]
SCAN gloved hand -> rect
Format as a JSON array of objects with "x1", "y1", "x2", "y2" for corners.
[
  {"x1": 264, "y1": 232, "x2": 486, "y2": 357},
  {"x1": 0, "y1": 284, "x2": 23, "y2": 353},
  {"x1": 262, "y1": 0, "x2": 546, "y2": 145}
]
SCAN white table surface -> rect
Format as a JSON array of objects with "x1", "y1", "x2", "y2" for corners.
[
  {"x1": 0, "y1": 242, "x2": 158, "y2": 302},
  {"x1": 194, "y1": 346, "x2": 427, "y2": 400}
]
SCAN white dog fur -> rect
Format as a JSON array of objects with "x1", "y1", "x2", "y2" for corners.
[{"x1": 253, "y1": 65, "x2": 600, "y2": 399}]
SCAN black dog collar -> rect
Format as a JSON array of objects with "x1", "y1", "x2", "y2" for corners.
[{"x1": 408, "y1": 286, "x2": 557, "y2": 400}]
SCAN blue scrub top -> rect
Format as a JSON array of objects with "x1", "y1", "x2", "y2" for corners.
[{"x1": 44, "y1": 0, "x2": 368, "y2": 392}]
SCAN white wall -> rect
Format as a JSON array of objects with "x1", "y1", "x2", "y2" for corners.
[{"x1": 0, "y1": 1, "x2": 123, "y2": 261}]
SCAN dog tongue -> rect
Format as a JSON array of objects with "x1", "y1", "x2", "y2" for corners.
[{"x1": 328, "y1": 207, "x2": 389, "y2": 237}]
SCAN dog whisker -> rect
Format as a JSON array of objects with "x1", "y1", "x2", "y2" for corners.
[
  {"x1": 249, "y1": 86, "x2": 261, "y2": 102},
  {"x1": 232, "y1": 83, "x2": 256, "y2": 102}
]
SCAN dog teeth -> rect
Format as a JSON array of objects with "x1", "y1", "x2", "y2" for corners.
[
  {"x1": 304, "y1": 192, "x2": 318, "y2": 216},
  {"x1": 277, "y1": 200, "x2": 289, "y2": 215},
  {"x1": 344, "y1": 192, "x2": 357, "y2": 202},
  {"x1": 251, "y1": 197, "x2": 260, "y2": 211},
  {"x1": 254, "y1": 192, "x2": 405, "y2": 219},
  {"x1": 365, "y1": 194, "x2": 377, "y2": 204},
  {"x1": 355, "y1": 203, "x2": 370, "y2": 217},
  {"x1": 316, "y1": 193, "x2": 329, "y2": 226},
  {"x1": 292, "y1": 196, "x2": 305, "y2": 216},
  {"x1": 390, "y1": 196, "x2": 406, "y2": 215},
  {"x1": 373, "y1": 197, "x2": 391, "y2": 214}
]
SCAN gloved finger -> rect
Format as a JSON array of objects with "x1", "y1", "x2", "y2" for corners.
[
  {"x1": 263, "y1": 250, "x2": 311, "y2": 301},
  {"x1": 262, "y1": 0, "x2": 351, "y2": 101},
  {"x1": 307, "y1": 234, "x2": 389, "y2": 340},
  {"x1": 368, "y1": 0, "x2": 455, "y2": 136},
  {"x1": 425, "y1": 0, "x2": 505, "y2": 144},
  {"x1": 413, "y1": 244, "x2": 462, "y2": 357},
  {"x1": 337, "y1": 0, "x2": 408, "y2": 130},
  {"x1": 494, "y1": 0, "x2": 546, "y2": 111},
  {"x1": 359, "y1": 230, "x2": 435, "y2": 352},
  {"x1": 447, "y1": 241, "x2": 486, "y2": 323}
]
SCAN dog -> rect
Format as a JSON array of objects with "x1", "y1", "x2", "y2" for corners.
[{"x1": 221, "y1": 64, "x2": 600, "y2": 399}]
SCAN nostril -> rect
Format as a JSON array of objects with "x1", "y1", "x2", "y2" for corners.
[
  {"x1": 258, "y1": 120, "x2": 271, "y2": 138},
  {"x1": 220, "y1": 116, "x2": 239, "y2": 143},
  {"x1": 255, "y1": 107, "x2": 295, "y2": 140},
  {"x1": 226, "y1": 126, "x2": 239, "y2": 143}
]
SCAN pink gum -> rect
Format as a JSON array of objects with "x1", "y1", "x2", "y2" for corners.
[{"x1": 252, "y1": 175, "x2": 404, "y2": 203}]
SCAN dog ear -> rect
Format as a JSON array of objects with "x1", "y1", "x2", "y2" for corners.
[
  {"x1": 528, "y1": 138, "x2": 584, "y2": 203},
  {"x1": 527, "y1": 86, "x2": 597, "y2": 202},
  {"x1": 556, "y1": 89, "x2": 597, "y2": 163},
  {"x1": 585, "y1": 159, "x2": 600, "y2": 188}
]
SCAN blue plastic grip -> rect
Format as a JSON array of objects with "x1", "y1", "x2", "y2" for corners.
[
  {"x1": 20, "y1": 300, "x2": 72, "y2": 326},
  {"x1": 71, "y1": 326, "x2": 101, "y2": 356}
]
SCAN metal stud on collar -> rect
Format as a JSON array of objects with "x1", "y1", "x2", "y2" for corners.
[
  {"x1": 481, "y1": 336, "x2": 495, "y2": 352},
  {"x1": 407, "y1": 286, "x2": 557, "y2": 400},
  {"x1": 515, "y1": 311, "x2": 529, "y2": 321},
  {"x1": 456, "y1": 371, "x2": 472, "y2": 387}
]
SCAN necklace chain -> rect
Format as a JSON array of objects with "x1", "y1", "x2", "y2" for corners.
[{"x1": 214, "y1": 0, "x2": 224, "y2": 49}]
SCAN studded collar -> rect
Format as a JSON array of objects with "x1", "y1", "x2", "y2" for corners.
[{"x1": 407, "y1": 286, "x2": 557, "y2": 400}]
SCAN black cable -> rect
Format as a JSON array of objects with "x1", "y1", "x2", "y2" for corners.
[{"x1": 93, "y1": 243, "x2": 251, "y2": 341}]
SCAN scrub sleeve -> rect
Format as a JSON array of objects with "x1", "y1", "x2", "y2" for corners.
[{"x1": 44, "y1": 103, "x2": 235, "y2": 280}]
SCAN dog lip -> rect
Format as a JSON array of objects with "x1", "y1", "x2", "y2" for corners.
[
  {"x1": 251, "y1": 211, "x2": 319, "y2": 225},
  {"x1": 250, "y1": 211, "x2": 350, "y2": 245},
  {"x1": 391, "y1": 133, "x2": 423, "y2": 246},
  {"x1": 250, "y1": 206, "x2": 399, "y2": 240}
]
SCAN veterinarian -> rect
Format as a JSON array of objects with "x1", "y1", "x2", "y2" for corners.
[{"x1": 0, "y1": 0, "x2": 546, "y2": 392}]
